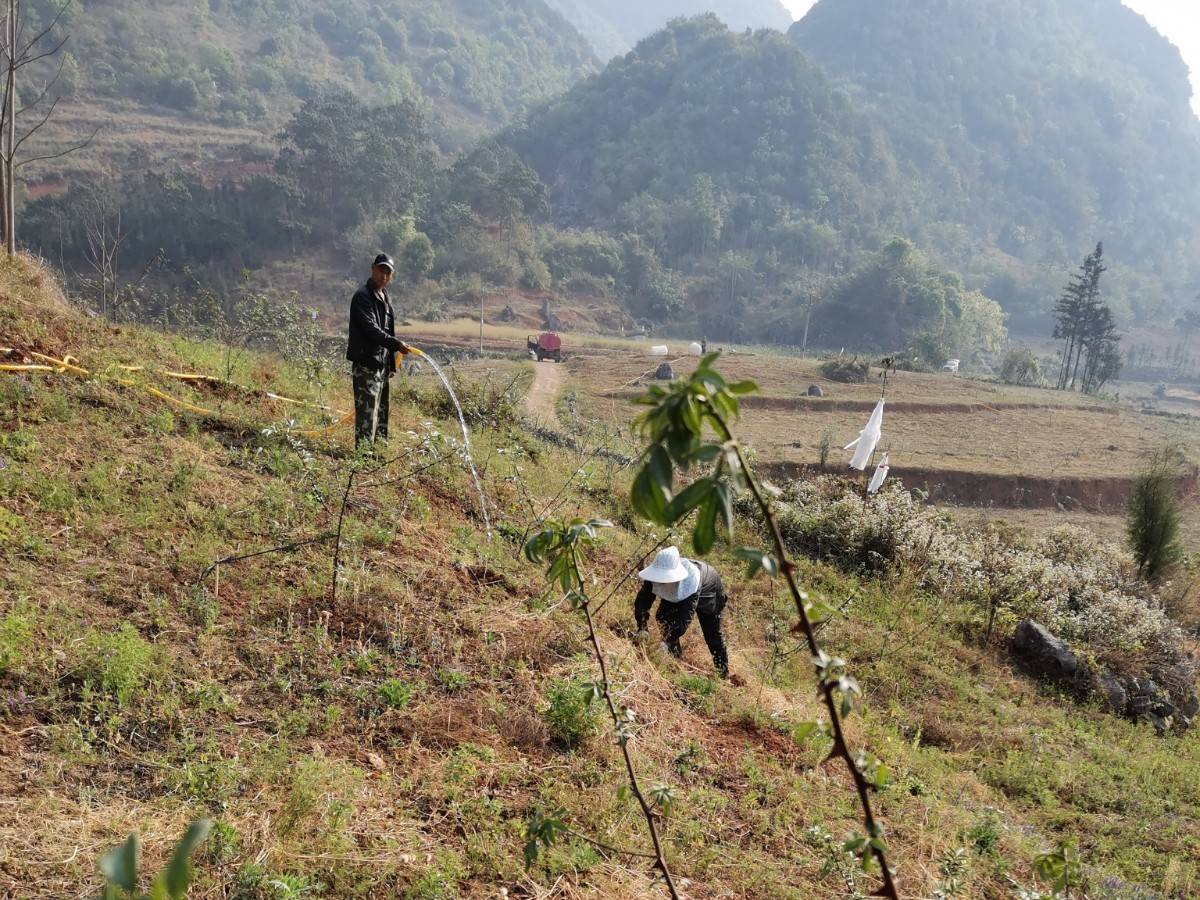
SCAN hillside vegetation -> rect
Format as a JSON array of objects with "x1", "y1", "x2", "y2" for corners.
[
  {"x1": 2, "y1": 257, "x2": 1200, "y2": 898},
  {"x1": 545, "y1": 0, "x2": 793, "y2": 59},
  {"x1": 791, "y1": 0, "x2": 1200, "y2": 331},
  {"x1": 28, "y1": 0, "x2": 595, "y2": 167},
  {"x1": 16, "y1": 0, "x2": 1200, "y2": 373},
  {"x1": 505, "y1": 5, "x2": 1200, "y2": 340}
]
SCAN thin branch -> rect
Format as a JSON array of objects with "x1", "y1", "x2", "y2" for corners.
[
  {"x1": 14, "y1": 0, "x2": 70, "y2": 61},
  {"x1": 330, "y1": 469, "x2": 356, "y2": 606},
  {"x1": 14, "y1": 124, "x2": 98, "y2": 167},
  {"x1": 15, "y1": 55, "x2": 63, "y2": 117},
  {"x1": 560, "y1": 826, "x2": 659, "y2": 860},
  {"x1": 198, "y1": 533, "x2": 336, "y2": 583},
  {"x1": 579, "y1": 591, "x2": 681, "y2": 898},
  {"x1": 706, "y1": 402, "x2": 900, "y2": 899},
  {"x1": 514, "y1": 443, "x2": 604, "y2": 558},
  {"x1": 13, "y1": 33, "x2": 67, "y2": 70},
  {"x1": 11, "y1": 94, "x2": 59, "y2": 155}
]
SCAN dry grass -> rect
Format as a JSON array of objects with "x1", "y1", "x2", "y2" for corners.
[
  {"x1": 557, "y1": 351, "x2": 1200, "y2": 483},
  {"x1": 2, "y1": 260, "x2": 1200, "y2": 899}
]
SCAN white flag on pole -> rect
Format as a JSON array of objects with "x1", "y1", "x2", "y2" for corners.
[
  {"x1": 867, "y1": 453, "x2": 890, "y2": 494},
  {"x1": 845, "y1": 398, "x2": 884, "y2": 470}
]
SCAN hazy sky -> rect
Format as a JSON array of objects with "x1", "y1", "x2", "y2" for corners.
[{"x1": 779, "y1": 1, "x2": 1200, "y2": 115}]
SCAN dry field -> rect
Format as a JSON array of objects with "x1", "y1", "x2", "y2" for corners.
[{"x1": 382, "y1": 318, "x2": 1200, "y2": 543}]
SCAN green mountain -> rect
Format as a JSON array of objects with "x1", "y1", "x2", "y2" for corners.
[
  {"x1": 789, "y1": 0, "x2": 1200, "y2": 328},
  {"x1": 35, "y1": 0, "x2": 595, "y2": 160},
  {"x1": 506, "y1": 4, "x2": 1200, "y2": 337},
  {"x1": 544, "y1": 0, "x2": 794, "y2": 59}
]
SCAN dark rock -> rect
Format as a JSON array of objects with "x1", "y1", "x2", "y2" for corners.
[
  {"x1": 1179, "y1": 692, "x2": 1200, "y2": 726},
  {"x1": 1010, "y1": 619, "x2": 1079, "y2": 682},
  {"x1": 655, "y1": 362, "x2": 674, "y2": 381},
  {"x1": 807, "y1": 384, "x2": 824, "y2": 397},
  {"x1": 1098, "y1": 673, "x2": 1128, "y2": 715},
  {"x1": 1128, "y1": 677, "x2": 1175, "y2": 732}
]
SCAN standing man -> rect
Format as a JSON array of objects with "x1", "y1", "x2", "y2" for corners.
[
  {"x1": 634, "y1": 546, "x2": 730, "y2": 677},
  {"x1": 346, "y1": 253, "x2": 411, "y2": 449}
]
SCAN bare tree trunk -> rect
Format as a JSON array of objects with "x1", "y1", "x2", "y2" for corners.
[{"x1": 5, "y1": 0, "x2": 14, "y2": 257}]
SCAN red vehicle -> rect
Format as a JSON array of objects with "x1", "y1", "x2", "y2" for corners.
[{"x1": 527, "y1": 332, "x2": 563, "y2": 362}]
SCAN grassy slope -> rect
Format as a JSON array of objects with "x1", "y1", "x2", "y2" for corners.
[{"x1": 1, "y1": 257, "x2": 1198, "y2": 898}]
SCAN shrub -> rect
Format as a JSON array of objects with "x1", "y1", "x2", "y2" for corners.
[
  {"x1": 1000, "y1": 347, "x2": 1042, "y2": 385},
  {"x1": 760, "y1": 476, "x2": 1191, "y2": 685},
  {"x1": 1127, "y1": 451, "x2": 1183, "y2": 582},
  {"x1": 542, "y1": 676, "x2": 599, "y2": 749},
  {"x1": 0, "y1": 611, "x2": 31, "y2": 673},
  {"x1": 75, "y1": 624, "x2": 158, "y2": 705},
  {"x1": 820, "y1": 358, "x2": 869, "y2": 383}
]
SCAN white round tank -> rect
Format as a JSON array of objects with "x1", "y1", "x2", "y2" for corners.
[
  {"x1": 648, "y1": 345, "x2": 669, "y2": 356},
  {"x1": 688, "y1": 342, "x2": 703, "y2": 356}
]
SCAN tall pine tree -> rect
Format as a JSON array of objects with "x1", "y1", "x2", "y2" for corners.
[{"x1": 1053, "y1": 243, "x2": 1112, "y2": 391}]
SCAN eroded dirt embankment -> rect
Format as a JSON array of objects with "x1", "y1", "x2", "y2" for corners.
[
  {"x1": 760, "y1": 462, "x2": 1199, "y2": 514},
  {"x1": 603, "y1": 391, "x2": 1118, "y2": 416}
]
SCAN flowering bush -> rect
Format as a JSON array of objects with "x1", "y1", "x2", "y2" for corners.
[{"x1": 759, "y1": 477, "x2": 1193, "y2": 680}]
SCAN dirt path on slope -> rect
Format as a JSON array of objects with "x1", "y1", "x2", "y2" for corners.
[{"x1": 524, "y1": 361, "x2": 564, "y2": 424}]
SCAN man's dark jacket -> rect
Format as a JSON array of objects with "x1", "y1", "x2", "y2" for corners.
[
  {"x1": 346, "y1": 282, "x2": 403, "y2": 372},
  {"x1": 635, "y1": 559, "x2": 725, "y2": 629}
]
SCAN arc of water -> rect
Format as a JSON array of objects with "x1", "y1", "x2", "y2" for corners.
[{"x1": 407, "y1": 349, "x2": 492, "y2": 539}]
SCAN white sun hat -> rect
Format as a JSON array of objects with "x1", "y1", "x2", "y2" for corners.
[{"x1": 639, "y1": 546, "x2": 689, "y2": 584}]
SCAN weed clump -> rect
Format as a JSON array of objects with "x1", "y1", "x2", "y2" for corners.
[
  {"x1": 0, "y1": 610, "x2": 31, "y2": 674},
  {"x1": 541, "y1": 676, "x2": 599, "y2": 749},
  {"x1": 74, "y1": 624, "x2": 158, "y2": 705}
]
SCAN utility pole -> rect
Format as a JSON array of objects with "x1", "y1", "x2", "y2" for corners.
[{"x1": 479, "y1": 291, "x2": 484, "y2": 357}]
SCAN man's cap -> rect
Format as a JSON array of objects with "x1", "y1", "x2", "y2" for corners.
[{"x1": 372, "y1": 253, "x2": 395, "y2": 272}]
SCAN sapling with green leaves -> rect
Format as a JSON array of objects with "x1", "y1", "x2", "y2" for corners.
[
  {"x1": 524, "y1": 517, "x2": 681, "y2": 899},
  {"x1": 98, "y1": 820, "x2": 211, "y2": 899},
  {"x1": 629, "y1": 352, "x2": 901, "y2": 899}
]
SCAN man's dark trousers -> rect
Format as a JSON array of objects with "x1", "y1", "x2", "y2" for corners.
[{"x1": 353, "y1": 364, "x2": 389, "y2": 446}]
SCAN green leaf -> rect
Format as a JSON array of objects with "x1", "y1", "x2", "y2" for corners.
[
  {"x1": 631, "y1": 462, "x2": 669, "y2": 524},
  {"x1": 727, "y1": 379, "x2": 758, "y2": 395},
  {"x1": 872, "y1": 763, "x2": 890, "y2": 791},
  {"x1": 713, "y1": 480, "x2": 734, "y2": 538},
  {"x1": 163, "y1": 820, "x2": 212, "y2": 898},
  {"x1": 100, "y1": 833, "x2": 140, "y2": 892},
  {"x1": 735, "y1": 547, "x2": 779, "y2": 578},
  {"x1": 693, "y1": 493, "x2": 719, "y2": 554},
  {"x1": 792, "y1": 721, "x2": 818, "y2": 744},
  {"x1": 647, "y1": 445, "x2": 673, "y2": 492},
  {"x1": 665, "y1": 478, "x2": 715, "y2": 523}
]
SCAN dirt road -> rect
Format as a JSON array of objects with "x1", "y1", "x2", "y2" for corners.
[{"x1": 524, "y1": 360, "x2": 564, "y2": 423}]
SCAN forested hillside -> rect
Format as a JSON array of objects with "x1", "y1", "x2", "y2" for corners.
[
  {"x1": 29, "y1": 0, "x2": 595, "y2": 166},
  {"x1": 503, "y1": 16, "x2": 1007, "y2": 354},
  {"x1": 544, "y1": 0, "x2": 793, "y2": 59},
  {"x1": 505, "y1": 4, "x2": 1200, "y2": 339},
  {"x1": 19, "y1": 0, "x2": 1200, "y2": 363},
  {"x1": 790, "y1": 0, "x2": 1200, "y2": 330}
]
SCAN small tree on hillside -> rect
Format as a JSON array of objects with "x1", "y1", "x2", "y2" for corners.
[
  {"x1": 0, "y1": 0, "x2": 95, "y2": 255},
  {"x1": 1127, "y1": 450, "x2": 1183, "y2": 583}
]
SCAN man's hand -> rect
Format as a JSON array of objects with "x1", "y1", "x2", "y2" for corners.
[{"x1": 396, "y1": 340, "x2": 413, "y2": 355}]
